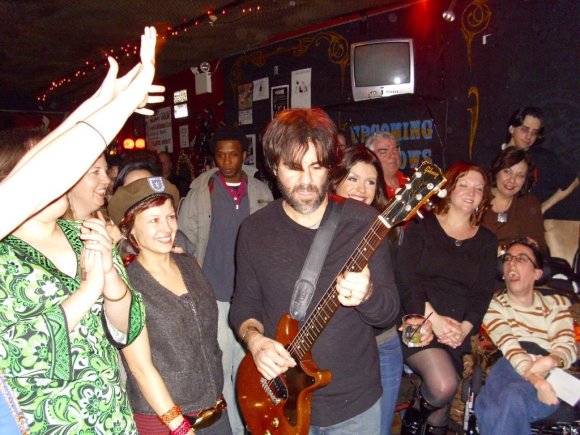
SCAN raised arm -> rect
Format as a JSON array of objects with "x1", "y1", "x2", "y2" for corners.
[
  {"x1": 541, "y1": 177, "x2": 579, "y2": 214},
  {"x1": 0, "y1": 27, "x2": 164, "y2": 239}
]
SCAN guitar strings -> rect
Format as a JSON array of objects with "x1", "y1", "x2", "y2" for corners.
[{"x1": 285, "y1": 199, "x2": 399, "y2": 359}]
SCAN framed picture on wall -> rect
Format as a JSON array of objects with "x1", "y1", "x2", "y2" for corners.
[
  {"x1": 271, "y1": 85, "x2": 289, "y2": 119},
  {"x1": 244, "y1": 134, "x2": 256, "y2": 169}
]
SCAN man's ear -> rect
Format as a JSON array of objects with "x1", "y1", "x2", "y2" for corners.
[
  {"x1": 243, "y1": 151, "x2": 248, "y2": 162},
  {"x1": 508, "y1": 125, "x2": 515, "y2": 137},
  {"x1": 534, "y1": 267, "x2": 543, "y2": 282}
]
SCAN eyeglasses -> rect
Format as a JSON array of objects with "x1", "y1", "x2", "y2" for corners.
[
  {"x1": 502, "y1": 253, "x2": 539, "y2": 268},
  {"x1": 518, "y1": 125, "x2": 541, "y2": 138}
]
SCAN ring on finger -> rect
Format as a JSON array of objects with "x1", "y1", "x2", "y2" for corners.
[{"x1": 346, "y1": 289, "x2": 352, "y2": 299}]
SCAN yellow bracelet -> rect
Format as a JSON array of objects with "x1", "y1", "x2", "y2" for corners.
[
  {"x1": 103, "y1": 286, "x2": 129, "y2": 302},
  {"x1": 159, "y1": 404, "x2": 182, "y2": 426}
]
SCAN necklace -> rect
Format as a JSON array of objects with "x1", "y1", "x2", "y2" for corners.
[
  {"x1": 454, "y1": 239, "x2": 463, "y2": 247},
  {"x1": 497, "y1": 211, "x2": 508, "y2": 223},
  {"x1": 493, "y1": 194, "x2": 513, "y2": 223}
]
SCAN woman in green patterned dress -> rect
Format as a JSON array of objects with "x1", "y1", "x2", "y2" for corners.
[
  {"x1": 0, "y1": 193, "x2": 146, "y2": 434},
  {"x1": 0, "y1": 26, "x2": 164, "y2": 434}
]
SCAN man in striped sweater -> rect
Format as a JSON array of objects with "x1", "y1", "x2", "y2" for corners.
[{"x1": 474, "y1": 239, "x2": 576, "y2": 434}]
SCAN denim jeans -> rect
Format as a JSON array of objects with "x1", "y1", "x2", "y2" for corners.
[
  {"x1": 474, "y1": 357, "x2": 558, "y2": 435},
  {"x1": 0, "y1": 375, "x2": 23, "y2": 435},
  {"x1": 217, "y1": 301, "x2": 247, "y2": 435},
  {"x1": 309, "y1": 398, "x2": 381, "y2": 435},
  {"x1": 378, "y1": 333, "x2": 403, "y2": 435}
]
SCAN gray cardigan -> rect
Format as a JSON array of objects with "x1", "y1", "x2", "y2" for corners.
[
  {"x1": 123, "y1": 254, "x2": 223, "y2": 414},
  {"x1": 177, "y1": 166, "x2": 273, "y2": 264}
]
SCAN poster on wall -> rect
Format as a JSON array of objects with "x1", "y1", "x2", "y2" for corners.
[
  {"x1": 238, "y1": 83, "x2": 253, "y2": 109},
  {"x1": 271, "y1": 85, "x2": 289, "y2": 119},
  {"x1": 253, "y1": 77, "x2": 269, "y2": 101},
  {"x1": 244, "y1": 134, "x2": 256, "y2": 169},
  {"x1": 238, "y1": 83, "x2": 253, "y2": 125},
  {"x1": 146, "y1": 106, "x2": 173, "y2": 152},
  {"x1": 239, "y1": 109, "x2": 253, "y2": 125},
  {"x1": 291, "y1": 68, "x2": 311, "y2": 108},
  {"x1": 179, "y1": 125, "x2": 189, "y2": 149}
]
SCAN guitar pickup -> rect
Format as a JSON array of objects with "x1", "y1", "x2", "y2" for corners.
[{"x1": 260, "y1": 376, "x2": 288, "y2": 405}]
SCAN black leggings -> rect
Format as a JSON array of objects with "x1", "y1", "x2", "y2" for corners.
[{"x1": 406, "y1": 347, "x2": 459, "y2": 427}]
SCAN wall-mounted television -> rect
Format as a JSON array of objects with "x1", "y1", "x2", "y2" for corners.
[{"x1": 350, "y1": 38, "x2": 415, "y2": 101}]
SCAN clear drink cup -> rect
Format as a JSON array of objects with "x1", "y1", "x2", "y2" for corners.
[{"x1": 401, "y1": 314, "x2": 426, "y2": 347}]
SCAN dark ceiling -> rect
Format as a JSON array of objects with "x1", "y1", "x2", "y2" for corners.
[{"x1": 0, "y1": 0, "x2": 404, "y2": 111}]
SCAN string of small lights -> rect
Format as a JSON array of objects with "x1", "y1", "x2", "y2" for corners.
[{"x1": 37, "y1": 1, "x2": 262, "y2": 103}]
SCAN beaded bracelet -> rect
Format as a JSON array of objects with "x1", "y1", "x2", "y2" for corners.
[
  {"x1": 159, "y1": 404, "x2": 182, "y2": 426},
  {"x1": 170, "y1": 417, "x2": 193, "y2": 435}
]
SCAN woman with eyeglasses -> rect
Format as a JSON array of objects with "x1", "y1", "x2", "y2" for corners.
[{"x1": 482, "y1": 146, "x2": 547, "y2": 254}]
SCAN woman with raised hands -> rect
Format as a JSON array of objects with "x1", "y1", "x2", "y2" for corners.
[
  {"x1": 0, "y1": 26, "x2": 164, "y2": 240},
  {"x1": 0, "y1": 27, "x2": 164, "y2": 433}
]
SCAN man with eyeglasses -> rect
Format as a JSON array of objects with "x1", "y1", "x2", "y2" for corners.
[
  {"x1": 365, "y1": 132, "x2": 408, "y2": 199},
  {"x1": 474, "y1": 239, "x2": 576, "y2": 434}
]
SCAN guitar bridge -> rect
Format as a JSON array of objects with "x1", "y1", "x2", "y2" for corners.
[{"x1": 260, "y1": 376, "x2": 288, "y2": 405}]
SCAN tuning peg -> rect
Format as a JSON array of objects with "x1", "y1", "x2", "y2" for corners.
[{"x1": 437, "y1": 189, "x2": 447, "y2": 198}]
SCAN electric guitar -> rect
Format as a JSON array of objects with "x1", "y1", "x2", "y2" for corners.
[{"x1": 237, "y1": 161, "x2": 446, "y2": 435}]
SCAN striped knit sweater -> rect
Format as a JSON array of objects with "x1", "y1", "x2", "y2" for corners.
[{"x1": 483, "y1": 289, "x2": 576, "y2": 375}]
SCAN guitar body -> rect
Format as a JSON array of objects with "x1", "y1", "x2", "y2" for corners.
[
  {"x1": 236, "y1": 162, "x2": 446, "y2": 435},
  {"x1": 237, "y1": 314, "x2": 332, "y2": 435}
]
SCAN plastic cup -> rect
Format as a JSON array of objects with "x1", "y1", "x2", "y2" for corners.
[{"x1": 401, "y1": 314, "x2": 426, "y2": 348}]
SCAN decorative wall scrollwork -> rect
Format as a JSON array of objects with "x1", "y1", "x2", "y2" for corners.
[
  {"x1": 230, "y1": 31, "x2": 349, "y2": 94},
  {"x1": 467, "y1": 86, "x2": 479, "y2": 160},
  {"x1": 461, "y1": 0, "x2": 492, "y2": 69}
]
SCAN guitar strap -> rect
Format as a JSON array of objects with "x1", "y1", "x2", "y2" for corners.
[{"x1": 289, "y1": 197, "x2": 345, "y2": 321}]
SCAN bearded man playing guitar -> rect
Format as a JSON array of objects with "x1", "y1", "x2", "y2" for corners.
[{"x1": 230, "y1": 108, "x2": 401, "y2": 434}]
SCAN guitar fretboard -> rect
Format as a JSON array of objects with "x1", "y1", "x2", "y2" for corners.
[
  {"x1": 287, "y1": 216, "x2": 391, "y2": 360},
  {"x1": 285, "y1": 161, "x2": 445, "y2": 360}
]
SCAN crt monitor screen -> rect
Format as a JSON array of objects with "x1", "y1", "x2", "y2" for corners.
[{"x1": 354, "y1": 42, "x2": 411, "y2": 87}]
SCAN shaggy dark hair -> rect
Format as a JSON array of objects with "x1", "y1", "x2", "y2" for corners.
[
  {"x1": 489, "y1": 146, "x2": 536, "y2": 196},
  {"x1": 505, "y1": 106, "x2": 545, "y2": 143},
  {"x1": 262, "y1": 108, "x2": 338, "y2": 174}
]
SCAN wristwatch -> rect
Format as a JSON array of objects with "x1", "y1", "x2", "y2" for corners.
[{"x1": 549, "y1": 353, "x2": 565, "y2": 368}]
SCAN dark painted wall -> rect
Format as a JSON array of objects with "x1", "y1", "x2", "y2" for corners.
[{"x1": 222, "y1": 0, "x2": 579, "y2": 218}]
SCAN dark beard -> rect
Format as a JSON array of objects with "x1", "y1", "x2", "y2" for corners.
[{"x1": 277, "y1": 179, "x2": 328, "y2": 215}]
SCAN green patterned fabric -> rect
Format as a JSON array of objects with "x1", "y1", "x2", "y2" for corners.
[{"x1": 0, "y1": 220, "x2": 146, "y2": 434}]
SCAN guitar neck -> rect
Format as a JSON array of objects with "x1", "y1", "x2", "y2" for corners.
[
  {"x1": 287, "y1": 218, "x2": 391, "y2": 361},
  {"x1": 285, "y1": 161, "x2": 446, "y2": 361}
]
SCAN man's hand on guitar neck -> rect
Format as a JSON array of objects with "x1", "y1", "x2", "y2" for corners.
[
  {"x1": 336, "y1": 266, "x2": 373, "y2": 306},
  {"x1": 239, "y1": 320, "x2": 296, "y2": 380}
]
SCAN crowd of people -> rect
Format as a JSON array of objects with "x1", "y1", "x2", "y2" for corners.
[{"x1": 0, "y1": 26, "x2": 577, "y2": 435}]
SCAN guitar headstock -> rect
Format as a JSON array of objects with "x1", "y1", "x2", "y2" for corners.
[{"x1": 381, "y1": 161, "x2": 446, "y2": 227}]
